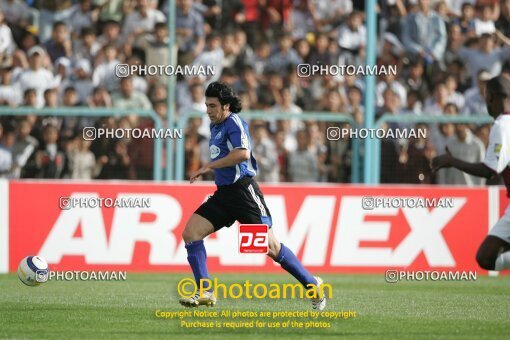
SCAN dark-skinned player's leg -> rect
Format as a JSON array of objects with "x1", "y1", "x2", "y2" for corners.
[{"x1": 476, "y1": 235, "x2": 510, "y2": 270}]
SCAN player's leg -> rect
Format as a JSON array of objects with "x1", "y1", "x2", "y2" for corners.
[
  {"x1": 266, "y1": 228, "x2": 326, "y2": 310},
  {"x1": 476, "y1": 209, "x2": 510, "y2": 270},
  {"x1": 182, "y1": 213, "x2": 215, "y2": 288},
  {"x1": 233, "y1": 178, "x2": 326, "y2": 309},
  {"x1": 180, "y1": 194, "x2": 234, "y2": 307},
  {"x1": 476, "y1": 236, "x2": 510, "y2": 270},
  {"x1": 179, "y1": 213, "x2": 216, "y2": 307},
  {"x1": 266, "y1": 228, "x2": 316, "y2": 287}
]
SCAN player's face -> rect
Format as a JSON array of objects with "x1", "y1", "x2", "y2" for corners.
[{"x1": 205, "y1": 97, "x2": 229, "y2": 124}]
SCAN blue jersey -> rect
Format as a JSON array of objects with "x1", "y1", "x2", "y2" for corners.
[{"x1": 209, "y1": 113, "x2": 257, "y2": 186}]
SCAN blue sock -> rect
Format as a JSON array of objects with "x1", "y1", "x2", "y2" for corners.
[
  {"x1": 185, "y1": 240, "x2": 212, "y2": 291},
  {"x1": 275, "y1": 243, "x2": 317, "y2": 287}
]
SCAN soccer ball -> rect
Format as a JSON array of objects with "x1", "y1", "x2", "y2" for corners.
[{"x1": 17, "y1": 256, "x2": 49, "y2": 286}]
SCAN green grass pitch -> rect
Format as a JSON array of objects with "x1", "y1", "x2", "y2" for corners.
[{"x1": 1, "y1": 273, "x2": 509, "y2": 339}]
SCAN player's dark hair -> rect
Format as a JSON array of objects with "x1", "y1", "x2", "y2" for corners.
[
  {"x1": 205, "y1": 82, "x2": 242, "y2": 113},
  {"x1": 487, "y1": 76, "x2": 510, "y2": 98}
]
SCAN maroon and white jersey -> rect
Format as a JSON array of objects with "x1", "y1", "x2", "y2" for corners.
[{"x1": 484, "y1": 114, "x2": 510, "y2": 197}]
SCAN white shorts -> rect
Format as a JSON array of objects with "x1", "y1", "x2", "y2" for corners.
[{"x1": 489, "y1": 204, "x2": 510, "y2": 244}]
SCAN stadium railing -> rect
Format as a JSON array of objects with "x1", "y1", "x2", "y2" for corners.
[
  {"x1": 370, "y1": 113, "x2": 495, "y2": 183},
  {"x1": 175, "y1": 110, "x2": 360, "y2": 183},
  {"x1": 0, "y1": 107, "x2": 164, "y2": 181}
]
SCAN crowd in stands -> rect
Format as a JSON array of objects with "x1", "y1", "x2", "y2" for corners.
[{"x1": 0, "y1": 0, "x2": 509, "y2": 185}]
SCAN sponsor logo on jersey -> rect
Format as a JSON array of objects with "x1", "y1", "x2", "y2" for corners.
[
  {"x1": 494, "y1": 143, "x2": 502, "y2": 154},
  {"x1": 210, "y1": 145, "x2": 220, "y2": 159}
]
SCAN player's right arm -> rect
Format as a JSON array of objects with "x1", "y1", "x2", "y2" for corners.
[{"x1": 432, "y1": 123, "x2": 506, "y2": 179}]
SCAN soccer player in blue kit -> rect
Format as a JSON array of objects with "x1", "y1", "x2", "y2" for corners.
[{"x1": 179, "y1": 82, "x2": 326, "y2": 310}]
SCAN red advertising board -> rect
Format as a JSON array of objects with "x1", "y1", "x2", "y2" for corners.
[{"x1": 4, "y1": 180, "x2": 494, "y2": 273}]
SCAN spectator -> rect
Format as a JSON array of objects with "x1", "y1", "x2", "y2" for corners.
[
  {"x1": 220, "y1": 31, "x2": 239, "y2": 69},
  {"x1": 437, "y1": 123, "x2": 485, "y2": 185},
  {"x1": 43, "y1": 21, "x2": 72, "y2": 64},
  {"x1": 112, "y1": 77, "x2": 152, "y2": 110},
  {"x1": 73, "y1": 27, "x2": 101, "y2": 66},
  {"x1": 398, "y1": 123, "x2": 436, "y2": 184},
  {"x1": 38, "y1": 0, "x2": 73, "y2": 43},
  {"x1": 310, "y1": 0, "x2": 352, "y2": 33},
  {"x1": 96, "y1": 19, "x2": 123, "y2": 51},
  {"x1": 252, "y1": 124, "x2": 279, "y2": 182},
  {"x1": 496, "y1": 0, "x2": 510, "y2": 37},
  {"x1": 0, "y1": 56, "x2": 20, "y2": 106},
  {"x1": 67, "y1": 138, "x2": 102, "y2": 179},
  {"x1": 267, "y1": 32, "x2": 302, "y2": 75},
  {"x1": 11, "y1": 119, "x2": 38, "y2": 178},
  {"x1": 462, "y1": 69, "x2": 491, "y2": 115},
  {"x1": 434, "y1": 102, "x2": 458, "y2": 154},
  {"x1": 97, "y1": 139, "x2": 131, "y2": 179},
  {"x1": 457, "y1": 33, "x2": 510, "y2": 86},
  {"x1": 92, "y1": 44, "x2": 120, "y2": 92},
  {"x1": 251, "y1": 39, "x2": 271, "y2": 76},
  {"x1": 335, "y1": 11, "x2": 366, "y2": 64},
  {"x1": 377, "y1": 87, "x2": 402, "y2": 121},
  {"x1": 123, "y1": 0, "x2": 166, "y2": 48},
  {"x1": 23, "y1": 124, "x2": 66, "y2": 179},
  {"x1": 0, "y1": 0, "x2": 32, "y2": 38},
  {"x1": 289, "y1": 0, "x2": 315, "y2": 39},
  {"x1": 0, "y1": 123, "x2": 14, "y2": 177},
  {"x1": 402, "y1": 0, "x2": 447, "y2": 65},
  {"x1": 453, "y1": 2, "x2": 476, "y2": 36},
  {"x1": 16, "y1": 46, "x2": 57, "y2": 108},
  {"x1": 270, "y1": 87, "x2": 303, "y2": 135},
  {"x1": 403, "y1": 60, "x2": 429, "y2": 101},
  {"x1": 287, "y1": 129, "x2": 318, "y2": 182},
  {"x1": 473, "y1": 4, "x2": 496, "y2": 36},
  {"x1": 0, "y1": 9, "x2": 16, "y2": 55},
  {"x1": 444, "y1": 74, "x2": 465, "y2": 110},
  {"x1": 68, "y1": 0, "x2": 96, "y2": 39},
  {"x1": 308, "y1": 33, "x2": 335, "y2": 66},
  {"x1": 175, "y1": 0, "x2": 205, "y2": 64},
  {"x1": 87, "y1": 86, "x2": 112, "y2": 108},
  {"x1": 138, "y1": 22, "x2": 170, "y2": 84},
  {"x1": 376, "y1": 73, "x2": 407, "y2": 108}
]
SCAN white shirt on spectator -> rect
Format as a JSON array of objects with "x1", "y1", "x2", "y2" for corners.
[
  {"x1": 92, "y1": 59, "x2": 119, "y2": 92},
  {"x1": 0, "y1": 144, "x2": 12, "y2": 178},
  {"x1": 0, "y1": 23, "x2": 15, "y2": 53},
  {"x1": 473, "y1": 19, "x2": 496, "y2": 36},
  {"x1": 337, "y1": 24, "x2": 366, "y2": 50},
  {"x1": 376, "y1": 81, "x2": 407, "y2": 108},
  {"x1": 192, "y1": 48, "x2": 223, "y2": 84},
  {"x1": 311, "y1": 0, "x2": 352, "y2": 31},
  {"x1": 16, "y1": 68, "x2": 58, "y2": 108},
  {"x1": 122, "y1": 9, "x2": 166, "y2": 39},
  {"x1": 0, "y1": 84, "x2": 22, "y2": 105}
]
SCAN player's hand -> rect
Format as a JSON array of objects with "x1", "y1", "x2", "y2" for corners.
[
  {"x1": 189, "y1": 165, "x2": 211, "y2": 184},
  {"x1": 431, "y1": 146, "x2": 453, "y2": 173}
]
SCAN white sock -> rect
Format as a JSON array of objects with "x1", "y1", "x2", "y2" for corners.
[{"x1": 494, "y1": 251, "x2": 510, "y2": 270}]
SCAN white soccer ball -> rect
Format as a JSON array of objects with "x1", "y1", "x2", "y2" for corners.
[{"x1": 17, "y1": 256, "x2": 49, "y2": 286}]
